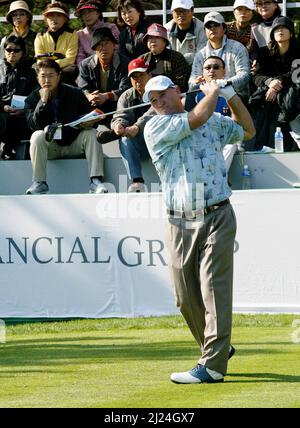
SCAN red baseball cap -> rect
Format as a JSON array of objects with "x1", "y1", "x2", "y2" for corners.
[{"x1": 128, "y1": 58, "x2": 149, "y2": 77}]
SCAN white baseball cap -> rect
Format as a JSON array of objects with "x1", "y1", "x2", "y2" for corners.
[
  {"x1": 233, "y1": 0, "x2": 255, "y2": 10},
  {"x1": 143, "y1": 76, "x2": 177, "y2": 103},
  {"x1": 171, "y1": 0, "x2": 194, "y2": 11},
  {"x1": 204, "y1": 11, "x2": 225, "y2": 27}
]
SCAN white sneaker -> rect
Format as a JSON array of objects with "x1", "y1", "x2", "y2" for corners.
[
  {"x1": 26, "y1": 181, "x2": 49, "y2": 195},
  {"x1": 170, "y1": 364, "x2": 224, "y2": 384},
  {"x1": 90, "y1": 178, "x2": 108, "y2": 194},
  {"x1": 128, "y1": 182, "x2": 146, "y2": 193}
]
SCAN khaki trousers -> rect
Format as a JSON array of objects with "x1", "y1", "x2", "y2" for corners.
[
  {"x1": 29, "y1": 129, "x2": 104, "y2": 182},
  {"x1": 166, "y1": 203, "x2": 237, "y2": 375}
]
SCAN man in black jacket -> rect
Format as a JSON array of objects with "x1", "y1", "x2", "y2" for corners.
[{"x1": 24, "y1": 59, "x2": 107, "y2": 195}]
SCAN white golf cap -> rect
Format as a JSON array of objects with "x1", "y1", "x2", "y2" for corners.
[
  {"x1": 233, "y1": 0, "x2": 255, "y2": 10},
  {"x1": 204, "y1": 11, "x2": 225, "y2": 26},
  {"x1": 171, "y1": 0, "x2": 194, "y2": 11},
  {"x1": 143, "y1": 75, "x2": 177, "y2": 103}
]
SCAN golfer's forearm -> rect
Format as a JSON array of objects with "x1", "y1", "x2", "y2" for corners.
[
  {"x1": 188, "y1": 90, "x2": 219, "y2": 130},
  {"x1": 228, "y1": 95, "x2": 256, "y2": 140}
]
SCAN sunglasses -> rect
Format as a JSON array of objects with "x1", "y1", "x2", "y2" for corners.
[
  {"x1": 5, "y1": 48, "x2": 22, "y2": 53},
  {"x1": 205, "y1": 22, "x2": 222, "y2": 29},
  {"x1": 203, "y1": 64, "x2": 222, "y2": 70}
]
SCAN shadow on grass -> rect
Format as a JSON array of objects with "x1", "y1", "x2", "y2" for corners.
[
  {"x1": 227, "y1": 373, "x2": 300, "y2": 383},
  {"x1": 0, "y1": 334, "x2": 289, "y2": 378}
]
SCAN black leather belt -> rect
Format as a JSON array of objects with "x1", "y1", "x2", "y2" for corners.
[{"x1": 167, "y1": 199, "x2": 229, "y2": 219}]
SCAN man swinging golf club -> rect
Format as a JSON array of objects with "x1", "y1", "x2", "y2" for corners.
[{"x1": 144, "y1": 75, "x2": 255, "y2": 384}]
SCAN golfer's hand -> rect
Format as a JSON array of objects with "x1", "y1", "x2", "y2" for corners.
[{"x1": 199, "y1": 81, "x2": 220, "y2": 96}]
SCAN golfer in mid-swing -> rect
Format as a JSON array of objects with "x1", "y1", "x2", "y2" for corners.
[{"x1": 143, "y1": 75, "x2": 255, "y2": 384}]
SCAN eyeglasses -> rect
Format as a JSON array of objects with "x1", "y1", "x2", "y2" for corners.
[
  {"x1": 205, "y1": 22, "x2": 222, "y2": 30},
  {"x1": 256, "y1": 1, "x2": 274, "y2": 7},
  {"x1": 11, "y1": 12, "x2": 27, "y2": 18},
  {"x1": 203, "y1": 64, "x2": 223, "y2": 70},
  {"x1": 5, "y1": 48, "x2": 22, "y2": 53}
]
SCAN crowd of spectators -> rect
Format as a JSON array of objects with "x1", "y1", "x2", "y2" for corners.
[{"x1": 1, "y1": 0, "x2": 300, "y2": 194}]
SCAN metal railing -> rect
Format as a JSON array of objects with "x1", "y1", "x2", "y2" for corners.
[{"x1": 1, "y1": 2, "x2": 299, "y2": 23}]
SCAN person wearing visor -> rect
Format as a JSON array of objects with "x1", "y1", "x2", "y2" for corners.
[
  {"x1": 189, "y1": 11, "x2": 250, "y2": 102},
  {"x1": 111, "y1": 58, "x2": 154, "y2": 192},
  {"x1": 143, "y1": 75, "x2": 255, "y2": 384},
  {"x1": 75, "y1": 0, "x2": 120, "y2": 67},
  {"x1": 164, "y1": 0, "x2": 206, "y2": 67},
  {"x1": 227, "y1": 0, "x2": 255, "y2": 49},
  {"x1": 141, "y1": 23, "x2": 190, "y2": 92},
  {"x1": 0, "y1": 1, "x2": 36, "y2": 63},
  {"x1": 34, "y1": 2, "x2": 79, "y2": 85}
]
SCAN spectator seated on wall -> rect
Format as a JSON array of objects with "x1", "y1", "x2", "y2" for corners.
[
  {"x1": 0, "y1": 35, "x2": 37, "y2": 160},
  {"x1": 141, "y1": 23, "x2": 190, "y2": 92},
  {"x1": 0, "y1": 1, "x2": 36, "y2": 64},
  {"x1": 34, "y1": 2, "x2": 79, "y2": 85},
  {"x1": 77, "y1": 27, "x2": 131, "y2": 142},
  {"x1": 189, "y1": 12, "x2": 251, "y2": 104},
  {"x1": 164, "y1": 0, "x2": 206, "y2": 68},
  {"x1": 250, "y1": 16, "x2": 300, "y2": 151},
  {"x1": 75, "y1": 0, "x2": 120, "y2": 68},
  {"x1": 24, "y1": 59, "x2": 107, "y2": 195},
  {"x1": 111, "y1": 58, "x2": 155, "y2": 192}
]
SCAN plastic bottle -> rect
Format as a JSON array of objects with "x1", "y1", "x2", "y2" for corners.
[
  {"x1": 274, "y1": 127, "x2": 284, "y2": 153},
  {"x1": 241, "y1": 164, "x2": 252, "y2": 190}
]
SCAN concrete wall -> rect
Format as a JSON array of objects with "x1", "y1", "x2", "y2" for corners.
[{"x1": 1, "y1": 150, "x2": 300, "y2": 195}]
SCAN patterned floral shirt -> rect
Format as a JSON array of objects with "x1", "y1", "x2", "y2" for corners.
[{"x1": 144, "y1": 112, "x2": 243, "y2": 211}]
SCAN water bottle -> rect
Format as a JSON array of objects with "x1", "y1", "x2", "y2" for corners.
[
  {"x1": 241, "y1": 164, "x2": 252, "y2": 190},
  {"x1": 274, "y1": 127, "x2": 284, "y2": 153}
]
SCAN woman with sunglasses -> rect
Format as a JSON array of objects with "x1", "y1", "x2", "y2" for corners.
[
  {"x1": 0, "y1": 35, "x2": 37, "y2": 160},
  {"x1": 0, "y1": 1, "x2": 36, "y2": 64}
]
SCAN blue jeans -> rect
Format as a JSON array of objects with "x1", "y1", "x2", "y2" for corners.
[{"x1": 119, "y1": 134, "x2": 150, "y2": 180}]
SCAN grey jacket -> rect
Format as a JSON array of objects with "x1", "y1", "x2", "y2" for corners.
[
  {"x1": 111, "y1": 87, "x2": 155, "y2": 136},
  {"x1": 165, "y1": 17, "x2": 207, "y2": 66}
]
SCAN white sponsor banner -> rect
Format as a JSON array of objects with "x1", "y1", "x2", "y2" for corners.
[{"x1": 0, "y1": 190, "x2": 300, "y2": 318}]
